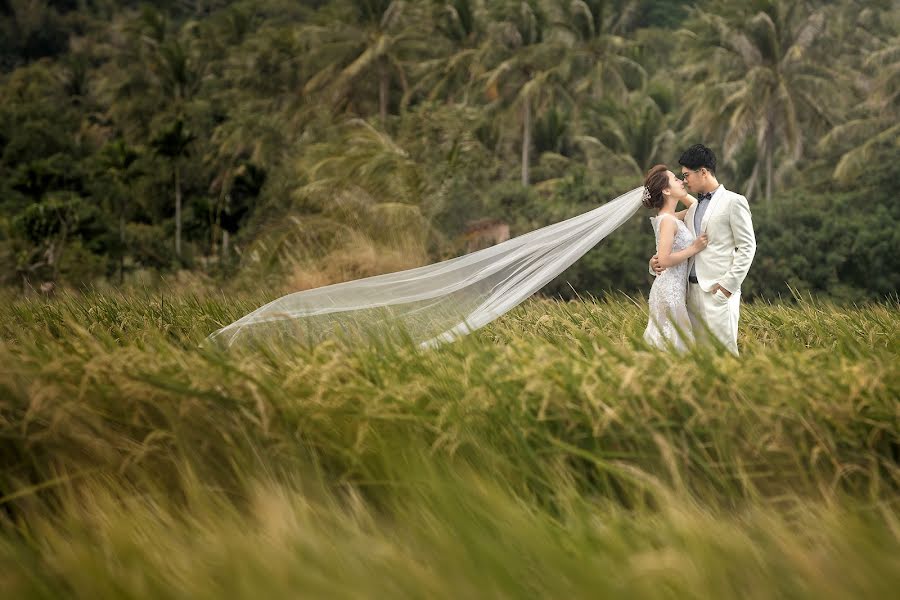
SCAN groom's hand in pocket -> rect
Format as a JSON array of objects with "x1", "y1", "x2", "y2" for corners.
[
  {"x1": 712, "y1": 284, "x2": 732, "y2": 298},
  {"x1": 650, "y1": 254, "x2": 665, "y2": 275}
]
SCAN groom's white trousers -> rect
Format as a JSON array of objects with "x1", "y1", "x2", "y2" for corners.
[{"x1": 687, "y1": 283, "x2": 741, "y2": 355}]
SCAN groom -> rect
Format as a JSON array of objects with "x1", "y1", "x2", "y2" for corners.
[{"x1": 651, "y1": 144, "x2": 757, "y2": 355}]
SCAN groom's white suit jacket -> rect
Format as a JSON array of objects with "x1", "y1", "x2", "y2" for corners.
[{"x1": 686, "y1": 186, "x2": 756, "y2": 294}]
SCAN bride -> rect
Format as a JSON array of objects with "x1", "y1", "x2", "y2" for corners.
[{"x1": 640, "y1": 165, "x2": 707, "y2": 352}]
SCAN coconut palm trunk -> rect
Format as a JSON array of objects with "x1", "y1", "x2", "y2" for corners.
[
  {"x1": 152, "y1": 120, "x2": 194, "y2": 260},
  {"x1": 51, "y1": 222, "x2": 67, "y2": 283},
  {"x1": 521, "y1": 98, "x2": 531, "y2": 186},
  {"x1": 765, "y1": 117, "x2": 775, "y2": 205},
  {"x1": 175, "y1": 162, "x2": 182, "y2": 258},
  {"x1": 119, "y1": 203, "x2": 126, "y2": 283},
  {"x1": 379, "y1": 58, "x2": 389, "y2": 124}
]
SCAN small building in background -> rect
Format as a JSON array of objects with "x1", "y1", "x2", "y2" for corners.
[{"x1": 463, "y1": 219, "x2": 510, "y2": 253}]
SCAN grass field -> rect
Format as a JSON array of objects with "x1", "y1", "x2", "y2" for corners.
[{"x1": 1, "y1": 290, "x2": 898, "y2": 598}]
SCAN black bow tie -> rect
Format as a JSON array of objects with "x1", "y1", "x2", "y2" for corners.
[{"x1": 697, "y1": 192, "x2": 713, "y2": 202}]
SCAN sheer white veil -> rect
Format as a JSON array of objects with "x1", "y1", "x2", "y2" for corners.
[{"x1": 209, "y1": 186, "x2": 644, "y2": 349}]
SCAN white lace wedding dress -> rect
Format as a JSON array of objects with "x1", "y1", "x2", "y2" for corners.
[{"x1": 643, "y1": 213, "x2": 694, "y2": 352}]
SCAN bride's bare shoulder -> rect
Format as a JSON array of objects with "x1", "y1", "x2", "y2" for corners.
[{"x1": 656, "y1": 213, "x2": 679, "y2": 228}]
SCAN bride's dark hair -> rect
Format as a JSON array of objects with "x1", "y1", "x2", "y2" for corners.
[{"x1": 642, "y1": 164, "x2": 669, "y2": 209}]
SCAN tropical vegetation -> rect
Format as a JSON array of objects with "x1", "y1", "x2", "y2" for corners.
[{"x1": 0, "y1": 0, "x2": 897, "y2": 301}]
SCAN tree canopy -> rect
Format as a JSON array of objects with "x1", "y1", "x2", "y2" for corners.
[{"x1": 0, "y1": 0, "x2": 897, "y2": 301}]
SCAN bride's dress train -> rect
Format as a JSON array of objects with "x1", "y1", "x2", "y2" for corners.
[
  {"x1": 643, "y1": 213, "x2": 694, "y2": 352},
  {"x1": 210, "y1": 188, "x2": 645, "y2": 349}
]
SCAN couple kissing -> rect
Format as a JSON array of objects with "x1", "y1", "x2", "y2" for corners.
[{"x1": 642, "y1": 144, "x2": 757, "y2": 355}]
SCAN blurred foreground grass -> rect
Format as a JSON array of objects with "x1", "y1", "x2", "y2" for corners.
[{"x1": 1, "y1": 290, "x2": 898, "y2": 598}]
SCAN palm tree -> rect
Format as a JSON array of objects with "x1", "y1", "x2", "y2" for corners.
[
  {"x1": 481, "y1": 0, "x2": 574, "y2": 186},
  {"x1": 579, "y1": 92, "x2": 675, "y2": 174},
  {"x1": 819, "y1": 34, "x2": 900, "y2": 183},
  {"x1": 546, "y1": 0, "x2": 659, "y2": 173},
  {"x1": 403, "y1": 0, "x2": 491, "y2": 106},
  {"x1": 549, "y1": 0, "x2": 645, "y2": 103},
  {"x1": 677, "y1": 0, "x2": 843, "y2": 203},
  {"x1": 249, "y1": 119, "x2": 432, "y2": 285},
  {"x1": 297, "y1": 118, "x2": 425, "y2": 207},
  {"x1": 151, "y1": 119, "x2": 195, "y2": 258},
  {"x1": 96, "y1": 139, "x2": 141, "y2": 281},
  {"x1": 99, "y1": 7, "x2": 204, "y2": 139},
  {"x1": 301, "y1": 0, "x2": 432, "y2": 123}
]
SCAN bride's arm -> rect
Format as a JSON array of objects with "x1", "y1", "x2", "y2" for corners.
[
  {"x1": 656, "y1": 218, "x2": 707, "y2": 268},
  {"x1": 674, "y1": 194, "x2": 697, "y2": 220}
]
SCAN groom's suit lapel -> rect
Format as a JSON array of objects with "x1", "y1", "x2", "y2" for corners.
[
  {"x1": 700, "y1": 185, "x2": 726, "y2": 233},
  {"x1": 685, "y1": 203, "x2": 698, "y2": 236}
]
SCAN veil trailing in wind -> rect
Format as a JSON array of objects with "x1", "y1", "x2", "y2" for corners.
[{"x1": 209, "y1": 187, "x2": 644, "y2": 349}]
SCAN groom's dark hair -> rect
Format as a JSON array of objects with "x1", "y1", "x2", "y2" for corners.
[{"x1": 679, "y1": 144, "x2": 717, "y2": 174}]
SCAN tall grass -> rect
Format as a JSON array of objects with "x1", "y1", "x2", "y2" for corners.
[{"x1": 1, "y1": 290, "x2": 898, "y2": 597}]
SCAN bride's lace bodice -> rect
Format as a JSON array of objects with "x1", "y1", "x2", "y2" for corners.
[
  {"x1": 651, "y1": 214, "x2": 694, "y2": 283},
  {"x1": 644, "y1": 213, "x2": 694, "y2": 351}
]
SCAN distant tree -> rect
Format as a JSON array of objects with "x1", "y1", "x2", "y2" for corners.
[
  {"x1": 211, "y1": 161, "x2": 265, "y2": 260},
  {"x1": 580, "y1": 93, "x2": 673, "y2": 174},
  {"x1": 551, "y1": 0, "x2": 646, "y2": 101},
  {"x1": 677, "y1": 0, "x2": 842, "y2": 203},
  {"x1": 0, "y1": 0, "x2": 71, "y2": 70},
  {"x1": 102, "y1": 7, "x2": 204, "y2": 138},
  {"x1": 819, "y1": 32, "x2": 899, "y2": 183},
  {"x1": 404, "y1": 0, "x2": 490, "y2": 106},
  {"x1": 95, "y1": 139, "x2": 141, "y2": 281},
  {"x1": 530, "y1": 1, "x2": 653, "y2": 178},
  {"x1": 151, "y1": 119, "x2": 195, "y2": 258},
  {"x1": 10, "y1": 192, "x2": 109, "y2": 286},
  {"x1": 301, "y1": 0, "x2": 431, "y2": 123},
  {"x1": 632, "y1": 0, "x2": 692, "y2": 29},
  {"x1": 481, "y1": 0, "x2": 573, "y2": 186}
]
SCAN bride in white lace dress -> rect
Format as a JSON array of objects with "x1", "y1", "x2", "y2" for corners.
[{"x1": 641, "y1": 165, "x2": 708, "y2": 352}]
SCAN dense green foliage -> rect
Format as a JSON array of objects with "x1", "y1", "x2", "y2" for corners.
[
  {"x1": 0, "y1": 0, "x2": 897, "y2": 301},
  {"x1": 1, "y1": 291, "x2": 898, "y2": 596}
]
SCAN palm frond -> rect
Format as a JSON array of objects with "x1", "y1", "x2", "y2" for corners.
[
  {"x1": 784, "y1": 10, "x2": 825, "y2": 65},
  {"x1": 863, "y1": 39, "x2": 900, "y2": 69},
  {"x1": 832, "y1": 122, "x2": 900, "y2": 182},
  {"x1": 817, "y1": 117, "x2": 881, "y2": 150}
]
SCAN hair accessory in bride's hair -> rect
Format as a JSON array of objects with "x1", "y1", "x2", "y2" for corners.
[{"x1": 642, "y1": 186, "x2": 652, "y2": 204}]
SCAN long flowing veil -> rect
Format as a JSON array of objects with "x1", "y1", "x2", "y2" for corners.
[{"x1": 209, "y1": 186, "x2": 644, "y2": 349}]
